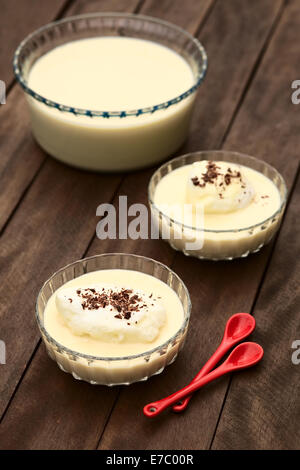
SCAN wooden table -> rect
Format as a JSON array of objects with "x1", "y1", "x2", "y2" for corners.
[{"x1": 0, "y1": 0, "x2": 299, "y2": 450}]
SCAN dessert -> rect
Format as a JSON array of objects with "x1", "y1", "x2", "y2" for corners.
[
  {"x1": 14, "y1": 14, "x2": 207, "y2": 171},
  {"x1": 36, "y1": 254, "x2": 191, "y2": 385},
  {"x1": 149, "y1": 151, "x2": 287, "y2": 260}
]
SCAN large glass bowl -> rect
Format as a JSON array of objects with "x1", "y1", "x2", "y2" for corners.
[
  {"x1": 148, "y1": 151, "x2": 287, "y2": 260},
  {"x1": 14, "y1": 13, "x2": 207, "y2": 171},
  {"x1": 36, "y1": 253, "x2": 191, "y2": 386}
]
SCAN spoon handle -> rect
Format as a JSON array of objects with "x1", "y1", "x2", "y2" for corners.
[
  {"x1": 144, "y1": 363, "x2": 230, "y2": 418},
  {"x1": 172, "y1": 340, "x2": 230, "y2": 413},
  {"x1": 144, "y1": 342, "x2": 263, "y2": 418}
]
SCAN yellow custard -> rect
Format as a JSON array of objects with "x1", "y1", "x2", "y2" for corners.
[
  {"x1": 29, "y1": 37, "x2": 194, "y2": 111},
  {"x1": 151, "y1": 159, "x2": 285, "y2": 260},
  {"x1": 41, "y1": 266, "x2": 188, "y2": 386},
  {"x1": 44, "y1": 269, "x2": 184, "y2": 357},
  {"x1": 154, "y1": 161, "x2": 281, "y2": 230}
]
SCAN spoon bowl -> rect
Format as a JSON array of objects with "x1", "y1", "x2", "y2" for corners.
[
  {"x1": 225, "y1": 342, "x2": 264, "y2": 370},
  {"x1": 225, "y1": 313, "x2": 255, "y2": 343}
]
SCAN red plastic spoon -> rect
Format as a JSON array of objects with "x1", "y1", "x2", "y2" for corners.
[
  {"x1": 143, "y1": 342, "x2": 263, "y2": 418},
  {"x1": 173, "y1": 312, "x2": 255, "y2": 412}
]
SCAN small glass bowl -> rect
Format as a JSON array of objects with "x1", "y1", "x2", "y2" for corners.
[
  {"x1": 14, "y1": 13, "x2": 207, "y2": 171},
  {"x1": 148, "y1": 151, "x2": 287, "y2": 260},
  {"x1": 36, "y1": 253, "x2": 191, "y2": 386}
]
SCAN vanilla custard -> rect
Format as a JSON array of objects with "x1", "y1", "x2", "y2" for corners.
[
  {"x1": 44, "y1": 269, "x2": 184, "y2": 358},
  {"x1": 152, "y1": 160, "x2": 283, "y2": 259},
  {"x1": 26, "y1": 37, "x2": 197, "y2": 171},
  {"x1": 29, "y1": 37, "x2": 194, "y2": 111}
]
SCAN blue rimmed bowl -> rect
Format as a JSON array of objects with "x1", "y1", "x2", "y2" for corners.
[{"x1": 14, "y1": 13, "x2": 207, "y2": 172}]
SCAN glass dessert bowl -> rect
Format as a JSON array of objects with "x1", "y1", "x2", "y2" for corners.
[
  {"x1": 149, "y1": 151, "x2": 287, "y2": 260},
  {"x1": 36, "y1": 253, "x2": 191, "y2": 386},
  {"x1": 14, "y1": 13, "x2": 207, "y2": 172}
]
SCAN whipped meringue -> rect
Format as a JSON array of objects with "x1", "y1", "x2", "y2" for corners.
[
  {"x1": 186, "y1": 161, "x2": 255, "y2": 214},
  {"x1": 55, "y1": 284, "x2": 166, "y2": 343}
]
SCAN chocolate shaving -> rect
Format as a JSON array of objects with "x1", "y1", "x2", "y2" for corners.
[
  {"x1": 191, "y1": 161, "x2": 246, "y2": 200},
  {"x1": 77, "y1": 287, "x2": 144, "y2": 321},
  {"x1": 224, "y1": 173, "x2": 231, "y2": 185},
  {"x1": 191, "y1": 161, "x2": 221, "y2": 187}
]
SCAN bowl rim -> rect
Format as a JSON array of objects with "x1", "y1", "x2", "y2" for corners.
[
  {"x1": 35, "y1": 252, "x2": 192, "y2": 362},
  {"x1": 13, "y1": 12, "x2": 208, "y2": 118},
  {"x1": 148, "y1": 150, "x2": 288, "y2": 233}
]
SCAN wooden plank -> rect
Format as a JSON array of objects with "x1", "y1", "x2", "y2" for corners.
[
  {"x1": 0, "y1": 345, "x2": 120, "y2": 450},
  {"x1": 141, "y1": 0, "x2": 215, "y2": 31},
  {"x1": 0, "y1": 0, "x2": 285, "y2": 450},
  {"x1": 66, "y1": 0, "x2": 141, "y2": 15},
  {"x1": 211, "y1": 169, "x2": 300, "y2": 450},
  {"x1": 0, "y1": 0, "x2": 67, "y2": 86}
]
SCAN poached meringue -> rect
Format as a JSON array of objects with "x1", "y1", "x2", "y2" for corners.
[
  {"x1": 55, "y1": 284, "x2": 166, "y2": 343},
  {"x1": 186, "y1": 161, "x2": 255, "y2": 213}
]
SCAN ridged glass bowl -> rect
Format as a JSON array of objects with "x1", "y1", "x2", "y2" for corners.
[
  {"x1": 148, "y1": 151, "x2": 287, "y2": 260},
  {"x1": 36, "y1": 253, "x2": 191, "y2": 386},
  {"x1": 14, "y1": 13, "x2": 207, "y2": 171}
]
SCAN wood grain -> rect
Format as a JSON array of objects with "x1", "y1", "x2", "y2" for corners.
[
  {"x1": 66, "y1": 0, "x2": 141, "y2": 15},
  {"x1": 0, "y1": 0, "x2": 67, "y2": 86},
  {"x1": 141, "y1": 0, "x2": 215, "y2": 32},
  {"x1": 211, "y1": 170, "x2": 300, "y2": 450},
  {"x1": 210, "y1": 0, "x2": 300, "y2": 449},
  {"x1": 0, "y1": 344, "x2": 120, "y2": 450},
  {"x1": 0, "y1": 0, "x2": 287, "y2": 450}
]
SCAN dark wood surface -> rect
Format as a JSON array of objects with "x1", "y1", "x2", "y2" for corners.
[{"x1": 0, "y1": 0, "x2": 299, "y2": 450}]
